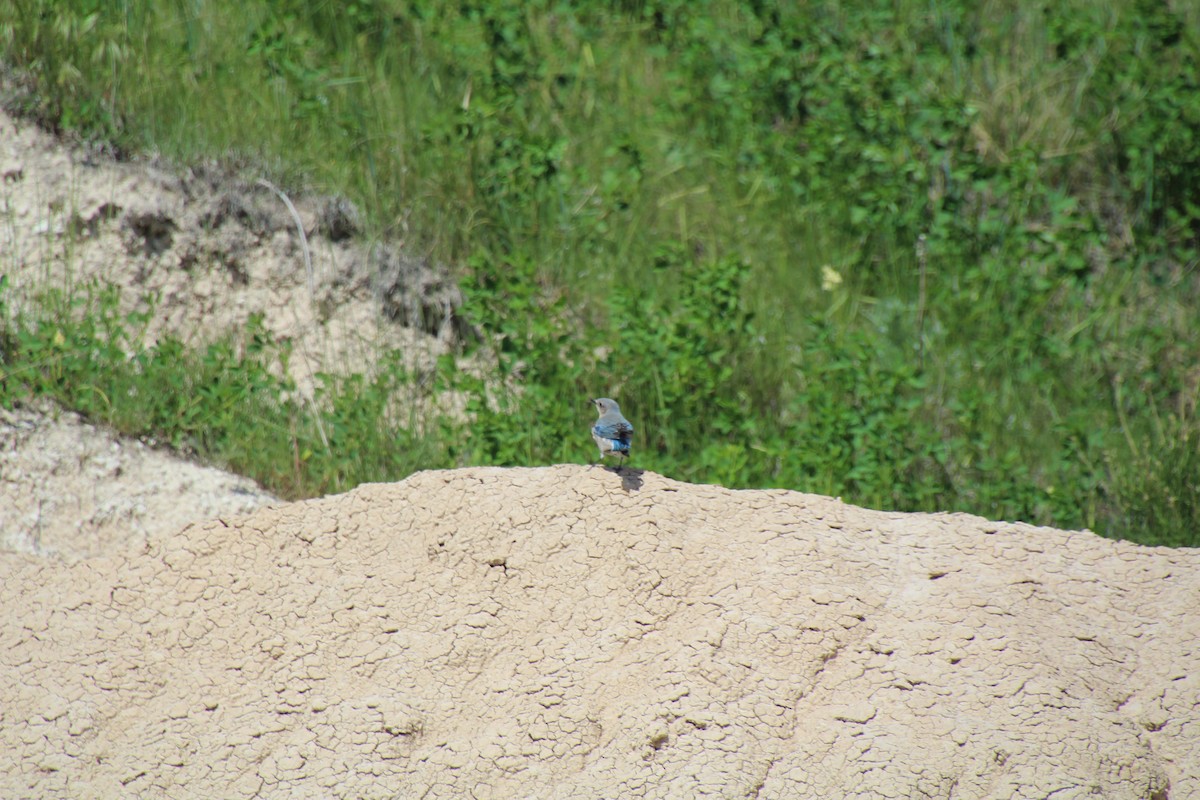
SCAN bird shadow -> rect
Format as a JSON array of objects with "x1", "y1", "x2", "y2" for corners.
[{"x1": 612, "y1": 466, "x2": 644, "y2": 492}]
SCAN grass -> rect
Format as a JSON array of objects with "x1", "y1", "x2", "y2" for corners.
[{"x1": 2, "y1": 0, "x2": 1198, "y2": 546}]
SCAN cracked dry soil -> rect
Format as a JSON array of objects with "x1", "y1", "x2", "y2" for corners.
[{"x1": 1, "y1": 466, "x2": 1197, "y2": 799}]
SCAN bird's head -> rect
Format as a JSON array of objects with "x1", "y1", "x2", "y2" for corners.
[{"x1": 591, "y1": 397, "x2": 620, "y2": 415}]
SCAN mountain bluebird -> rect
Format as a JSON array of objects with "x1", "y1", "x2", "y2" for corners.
[{"x1": 591, "y1": 397, "x2": 633, "y2": 469}]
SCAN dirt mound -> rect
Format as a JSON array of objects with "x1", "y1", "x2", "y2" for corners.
[
  {"x1": 0, "y1": 401, "x2": 277, "y2": 561},
  {"x1": 2, "y1": 466, "x2": 1194, "y2": 798}
]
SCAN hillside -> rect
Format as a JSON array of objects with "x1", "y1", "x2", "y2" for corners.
[
  {"x1": 0, "y1": 95, "x2": 462, "y2": 525},
  {"x1": 2, "y1": 8, "x2": 1198, "y2": 795}
]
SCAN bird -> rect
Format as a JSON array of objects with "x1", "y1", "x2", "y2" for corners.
[{"x1": 590, "y1": 397, "x2": 633, "y2": 470}]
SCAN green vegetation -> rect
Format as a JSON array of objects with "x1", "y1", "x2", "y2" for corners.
[
  {"x1": 0, "y1": 279, "x2": 447, "y2": 498},
  {"x1": 2, "y1": 0, "x2": 1198, "y2": 545}
]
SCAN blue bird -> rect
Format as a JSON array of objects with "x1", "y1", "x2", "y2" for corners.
[{"x1": 591, "y1": 397, "x2": 634, "y2": 469}]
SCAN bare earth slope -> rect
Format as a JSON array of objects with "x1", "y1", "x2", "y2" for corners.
[
  {"x1": 1, "y1": 465, "x2": 1195, "y2": 799},
  {"x1": 0, "y1": 401, "x2": 277, "y2": 561},
  {"x1": 0, "y1": 102, "x2": 462, "y2": 396}
]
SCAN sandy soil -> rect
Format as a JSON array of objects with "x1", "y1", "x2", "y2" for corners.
[{"x1": 0, "y1": 399, "x2": 277, "y2": 560}]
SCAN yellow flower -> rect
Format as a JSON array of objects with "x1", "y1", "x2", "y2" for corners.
[{"x1": 820, "y1": 265, "x2": 843, "y2": 292}]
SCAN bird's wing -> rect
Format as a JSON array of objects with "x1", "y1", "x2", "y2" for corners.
[{"x1": 594, "y1": 416, "x2": 634, "y2": 441}]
